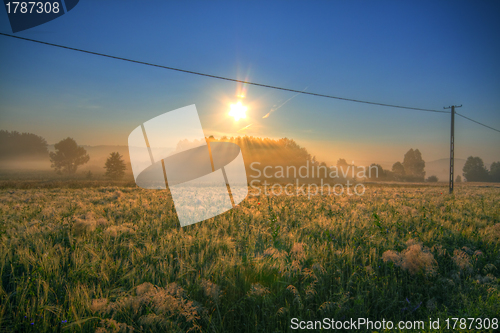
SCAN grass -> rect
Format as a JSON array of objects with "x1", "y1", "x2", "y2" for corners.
[{"x1": 0, "y1": 184, "x2": 499, "y2": 332}]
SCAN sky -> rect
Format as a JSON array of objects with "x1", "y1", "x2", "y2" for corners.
[{"x1": 0, "y1": 0, "x2": 499, "y2": 167}]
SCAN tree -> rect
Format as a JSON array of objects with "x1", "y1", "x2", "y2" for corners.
[
  {"x1": 426, "y1": 175, "x2": 438, "y2": 182},
  {"x1": 402, "y1": 148, "x2": 425, "y2": 181},
  {"x1": 104, "y1": 152, "x2": 126, "y2": 180},
  {"x1": 392, "y1": 162, "x2": 405, "y2": 181},
  {"x1": 336, "y1": 158, "x2": 349, "y2": 175},
  {"x1": 368, "y1": 163, "x2": 385, "y2": 180},
  {"x1": 462, "y1": 156, "x2": 489, "y2": 182},
  {"x1": 456, "y1": 175, "x2": 462, "y2": 183},
  {"x1": 49, "y1": 138, "x2": 89, "y2": 174},
  {"x1": 0, "y1": 130, "x2": 48, "y2": 158},
  {"x1": 337, "y1": 158, "x2": 348, "y2": 168},
  {"x1": 489, "y1": 161, "x2": 500, "y2": 183}
]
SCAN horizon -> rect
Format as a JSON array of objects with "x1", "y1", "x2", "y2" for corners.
[{"x1": 2, "y1": 132, "x2": 494, "y2": 174}]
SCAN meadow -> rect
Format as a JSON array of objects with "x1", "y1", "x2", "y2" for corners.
[{"x1": 0, "y1": 183, "x2": 499, "y2": 332}]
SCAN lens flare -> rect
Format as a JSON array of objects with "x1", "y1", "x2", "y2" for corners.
[{"x1": 229, "y1": 101, "x2": 247, "y2": 121}]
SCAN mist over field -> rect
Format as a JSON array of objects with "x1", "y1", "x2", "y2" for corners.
[{"x1": 0, "y1": 135, "x2": 494, "y2": 186}]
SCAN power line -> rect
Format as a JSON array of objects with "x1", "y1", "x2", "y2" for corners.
[
  {"x1": 456, "y1": 112, "x2": 500, "y2": 133},
  {"x1": 444, "y1": 105, "x2": 461, "y2": 194},
  {"x1": 2, "y1": 32, "x2": 499, "y2": 133},
  {"x1": 0, "y1": 32, "x2": 448, "y2": 114}
]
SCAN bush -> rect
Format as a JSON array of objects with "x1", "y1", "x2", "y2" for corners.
[{"x1": 426, "y1": 175, "x2": 438, "y2": 182}]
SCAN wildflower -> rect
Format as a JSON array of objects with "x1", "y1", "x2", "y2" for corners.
[{"x1": 413, "y1": 302, "x2": 422, "y2": 312}]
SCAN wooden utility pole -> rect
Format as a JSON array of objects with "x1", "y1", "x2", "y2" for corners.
[{"x1": 444, "y1": 104, "x2": 461, "y2": 194}]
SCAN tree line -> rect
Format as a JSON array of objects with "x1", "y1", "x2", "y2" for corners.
[
  {"x1": 462, "y1": 156, "x2": 500, "y2": 182},
  {"x1": 1, "y1": 130, "x2": 499, "y2": 183},
  {"x1": 363, "y1": 148, "x2": 428, "y2": 182},
  {"x1": 0, "y1": 131, "x2": 126, "y2": 180},
  {"x1": 364, "y1": 150, "x2": 500, "y2": 183},
  {"x1": 0, "y1": 130, "x2": 48, "y2": 158}
]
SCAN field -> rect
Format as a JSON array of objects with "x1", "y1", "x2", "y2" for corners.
[{"x1": 0, "y1": 184, "x2": 499, "y2": 332}]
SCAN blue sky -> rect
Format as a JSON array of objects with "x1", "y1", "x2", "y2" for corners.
[{"x1": 0, "y1": 0, "x2": 499, "y2": 166}]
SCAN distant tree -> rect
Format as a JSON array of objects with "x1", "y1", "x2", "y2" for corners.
[
  {"x1": 336, "y1": 158, "x2": 348, "y2": 167},
  {"x1": 402, "y1": 148, "x2": 425, "y2": 181},
  {"x1": 462, "y1": 156, "x2": 489, "y2": 182},
  {"x1": 0, "y1": 130, "x2": 48, "y2": 158},
  {"x1": 49, "y1": 137, "x2": 89, "y2": 174},
  {"x1": 489, "y1": 161, "x2": 500, "y2": 183},
  {"x1": 456, "y1": 175, "x2": 462, "y2": 183},
  {"x1": 336, "y1": 158, "x2": 349, "y2": 172},
  {"x1": 426, "y1": 175, "x2": 438, "y2": 182},
  {"x1": 368, "y1": 163, "x2": 384, "y2": 180},
  {"x1": 104, "y1": 152, "x2": 126, "y2": 180},
  {"x1": 392, "y1": 161, "x2": 405, "y2": 181},
  {"x1": 334, "y1": 158, "x2": 352, "y2": 179},
  {"x1": 205, "y1": 136, "x2": 326, "y2": 182}
]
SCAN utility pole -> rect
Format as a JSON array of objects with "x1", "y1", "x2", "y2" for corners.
[{"x1": 444, "y1": 104, "x2": 462, "y2": 194}]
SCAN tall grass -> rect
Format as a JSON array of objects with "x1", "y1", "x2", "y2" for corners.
[{"x1": 0, "y1": 185, "x2": 499, "y2": 332}]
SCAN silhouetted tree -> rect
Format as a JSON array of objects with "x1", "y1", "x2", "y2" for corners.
[
  {"x1": 49, "y1": 138, "x2": 89, "y2": 174},
  {"x1": 462, "y1": 156, "x2": 489, "y2": 182},
  {"x1": 368, "y1": 163, "x2": 385, "y2": 180},
  {"x1": 0, "y1": 130, "x2": 48, "y2": 158},
  {"x1": 392, "y1": 161, "x2": 405, "y2": 181},
  {"x1": 489, "y1": 161, "x2": 500, "y2": 183},
  {"x1": 426, "y1": 175, "x2": 438, "y2": 182},
  {"x1": 337, "y1": 158, "x2": 348, "y2": 168},
  {"x1": 456, "y1": 175, "x2": 462, "y2": 183},
  {"x1": 104, "y1": 152, "x2": 126, "y2": 180},
  {"x1": 206, "y1": 136, "x2": 317, "y2": 182},
  {"x1": 402, "y1": 148, "x2": 425, "y2": 181}
]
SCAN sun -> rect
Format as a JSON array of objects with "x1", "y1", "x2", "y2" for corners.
[{"x1": 229, "y1": 101, "x2": 247, "y2": 121}]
